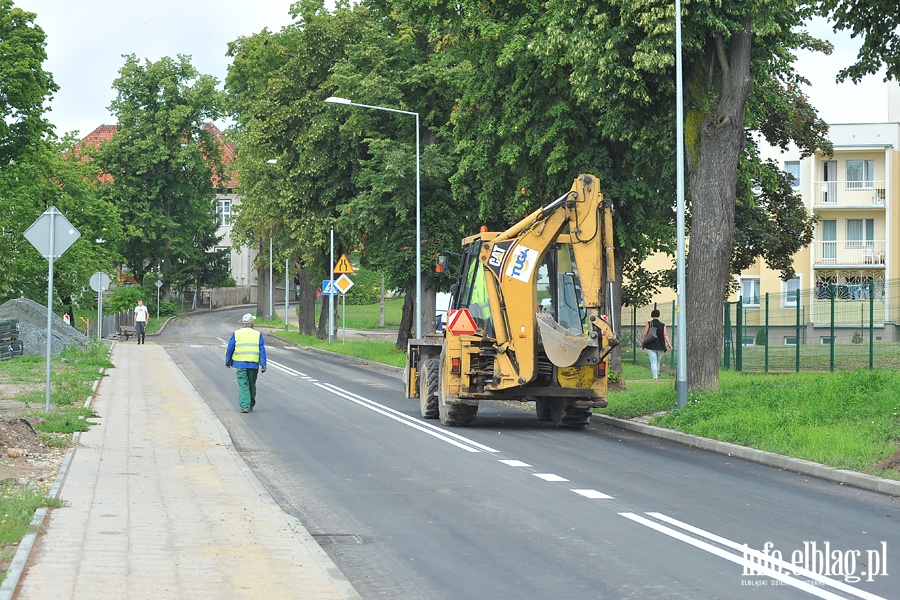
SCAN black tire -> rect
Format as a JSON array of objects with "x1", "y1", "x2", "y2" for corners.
[
  {"x1": 550, "y1": 398, "x2": 592, "y2": 429},
  {"x1": 419, "y1": 358, "x2": 439, "y2": 419},
  {"x1": 438, "y1": 384, "x2": 477, "y2": 427},
  {"x1": 535, "y1": 397, "x2": 553, "y2": 421}
]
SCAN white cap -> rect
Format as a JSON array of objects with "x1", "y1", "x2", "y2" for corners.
[{"x1": 242, "y1": 313, "x2": 256, "y2": 324}]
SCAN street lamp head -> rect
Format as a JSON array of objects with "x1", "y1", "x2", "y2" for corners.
[
  {"x1": 266, "y1": 159, "x2": 277, "y2": 164},
  {"x1": 325, "y1": 96, "x2": 351, "y2": 105}
]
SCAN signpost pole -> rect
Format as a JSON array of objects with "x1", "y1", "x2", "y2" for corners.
[
  {"x1": 24, "y1": 206, "x2": 81, "y2": 415},
  {"x1": 44, "y1": 211, "x2": 56, "y2": 414},
  {"x1": 285, "y1": 256, "x2": 289, "y2": 331},
  {"x1": 329, "y1": 230, "x2": 334, "y2": 343}
]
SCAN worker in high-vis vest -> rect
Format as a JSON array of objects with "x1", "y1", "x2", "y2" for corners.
[{"x1": 225, "y1": 313, "x2": 267, "y2": 413}]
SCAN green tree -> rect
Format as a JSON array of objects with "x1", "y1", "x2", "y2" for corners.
[
  {"x1": 94, "y1": 54, "x2": 229, "y2": 298},
  {"x1": 0, "y1": 1, "x2": 57, "y2": 165},
  {"x1": 538, "y1": 0, "x2": 829, "y2": 391},
  {"x1": 393, "y1": 0, "x2": 679, "y2": 375},
  {"x1": 228, "y1": 0, "x2": 470, "y2": 344},
  {"x1": 818, "y1": 0, "x2": 900, "y2": 81},
  {"x1": 0, "y1": 135, "x2": 122, "y2": 310}
]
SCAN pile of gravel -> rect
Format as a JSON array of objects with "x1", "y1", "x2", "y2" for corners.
[{"x1": 0, "y1": 297, "x2": 90, "y2": 356}]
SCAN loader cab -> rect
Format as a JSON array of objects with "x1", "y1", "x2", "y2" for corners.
[
  {"x1": 536, "y1": 244, "x2": 586, "y2": 335},
  {"x1": 452, "y1": 240, "x2": 495, "y2": 337}
]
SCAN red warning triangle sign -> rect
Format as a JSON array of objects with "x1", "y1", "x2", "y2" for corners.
[{"x1": 447, "y1": 308, "x2": 477, "y2": 335}]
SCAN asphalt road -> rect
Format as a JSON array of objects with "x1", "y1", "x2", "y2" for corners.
[{"x1": 160, "y1": 308, "x2": 899, "y2": 600}]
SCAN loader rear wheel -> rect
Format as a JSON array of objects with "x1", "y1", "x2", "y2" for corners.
[
  {"x1": 419, "y1": 358, "x2": 439, "y2": 419},
  {"x1": 438, "y1": 387, "x2": 477, "y2": 427},
  {"x1": 550, "y1": 398, "x2": 592, "y2": 429},
  {"x1": 534, "y1": 397, "x2": 552, "y2": 421}
]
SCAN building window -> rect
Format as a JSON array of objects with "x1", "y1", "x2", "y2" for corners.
[
  {"x1": 740, "y1": 278, "x2": 760, "y2": 307},
  {"x1": 214, "y1": 246, "x2": 231, "y2": 271},
  {"x1": 785, "y1": 161, "x2": 800, "y2": 188},
  {"x1": 783, "y1": 276, "x2": 801, "y2": 307},
  {"x1": 846, "y1": 160, "x2": 874, "y2": 190},
  {"x1": 846, "y1": 218, "x2": 874, "y2": 249},
  {"x1": 217, "y1": 199, "x2": 231, "y2": 227}
]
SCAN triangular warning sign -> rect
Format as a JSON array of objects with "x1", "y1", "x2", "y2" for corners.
[
  {"x1": 333, "y1": 254, "x2": 354, "y2": 274},
  {"x1": 447, "y1": 309, "x2": 477, "y2": 335}
]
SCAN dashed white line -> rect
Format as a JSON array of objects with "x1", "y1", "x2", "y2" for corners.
[
  {"x1": 571, "y1": 489, "x2": 612, "y2": 499},
  {"x1": 533, "y1": 473, "x2": 569, "y2": 482},
  {"x1": 499, "y1": 459, "x2": 531, "y2": 468}
]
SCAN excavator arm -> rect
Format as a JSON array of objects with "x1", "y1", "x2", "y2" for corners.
[{"x1": 475, "y1": 174, "x2": 617, "y2": 389}]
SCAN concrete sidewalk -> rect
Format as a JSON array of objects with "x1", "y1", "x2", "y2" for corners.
[{"x1": 13, "y1": 342, "x2": 359, "y2": 600}]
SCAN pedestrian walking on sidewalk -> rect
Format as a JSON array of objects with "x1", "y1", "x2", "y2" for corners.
[
  {"x1": 134, "y1": 299, "x2": 149, "y2": 344},
  {"x1": 225, "y1": 313, "x2": 267, "y2": 413},
  {"x1": 642, "y1": 309, "x2": 671, "y2": 381}
]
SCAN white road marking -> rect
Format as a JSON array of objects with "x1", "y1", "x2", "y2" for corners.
[
  {"x1": 620, "y1": 512, "x2": 886, "y2": 600},
  {"x1": 499, "y1": 459, "x2": 531, "y2": 468},
  {"x1": 571, "y1": 489, "x2": 612, "y2": 499},
  {"x1": 315, "y1": 382, "x2": 500, "y2": 453},
  {"x1": 267, "y1": 360, "x2": 306, "y2": 376},
  {"x1": 533, "y1": 473, "x2": 568, "y2": 482}
]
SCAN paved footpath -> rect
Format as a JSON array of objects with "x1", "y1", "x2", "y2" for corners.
[{"x1": 15, "y1": 342, "x2": 359, "y2": 600}]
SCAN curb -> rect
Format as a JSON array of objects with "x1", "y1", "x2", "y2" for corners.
[
  {"x1": 0, "y1": 366, "x2": 105, "y2": 600},
  {"x1": 593, "y1": 414, "x2": 900, "y2": 497}
]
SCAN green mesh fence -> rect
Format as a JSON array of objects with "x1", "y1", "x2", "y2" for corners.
[{"x1": 623, "y1": 278, "x2": 900, "y2": 373}]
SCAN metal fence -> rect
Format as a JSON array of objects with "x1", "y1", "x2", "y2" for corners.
[
  {"x1": 83, "y1": 309, "x2": 134, "y2": 340},
  {"x1": 622, "y1": 278, "x2": 900, "y2": 373}
]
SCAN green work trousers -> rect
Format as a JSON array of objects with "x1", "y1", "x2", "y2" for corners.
[{"x1": 235, "y1": 368, "x2": 259, "y2": 411}]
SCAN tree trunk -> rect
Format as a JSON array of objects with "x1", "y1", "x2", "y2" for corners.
[
  {"x1": 296, "y1": 260, "x2": 317, "y2": 335},
  {"x1": 396, "y1": 293, "x2": 414, "y2": 350},
  {"x1": 684, "y1": 25, "x2": 753, "y2": 393},
  {"x1": 379, "y1": 273, "x2": 385, "y2": 328},
  {"x1": 257, "y1": 263, "x2": 270, "y2": 319}
]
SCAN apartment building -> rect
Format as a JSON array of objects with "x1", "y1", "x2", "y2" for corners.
[
  {"x1": 738, "y1": 81, "x2": 900, "y2": 343},
  {"x1": 633, "y1": 82, "x2": 900, "y2": 345}
]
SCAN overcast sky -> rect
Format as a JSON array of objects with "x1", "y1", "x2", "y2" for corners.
[{"x1": 19, "y1": 1, "x2": 895, "y2": 138}]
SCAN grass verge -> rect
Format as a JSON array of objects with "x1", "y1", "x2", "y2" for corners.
[
  {"x1": 276, "y1": 332, "x2": 406, "y2": 367},
  {"x1": 0, "y1": 341, "x2": 109, "y2": 585},
  {"x1": 599, "y1": 367, "x2": 900, "y2": 478}
]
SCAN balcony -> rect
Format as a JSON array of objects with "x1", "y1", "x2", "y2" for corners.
[
  {"x1": 813, "y1": 240, "x2": 886, "y2": 267},
  {"x1": 813, "y1": 181, "x2": 886, "y2": 208}
]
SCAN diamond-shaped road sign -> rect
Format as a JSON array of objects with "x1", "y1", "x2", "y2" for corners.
[
  {"x1": 24, "y1": 206, "x2": 80, "y2": 260},
  {"x1": 334, "y1": 274, "x2": 354, "y2": 295}
]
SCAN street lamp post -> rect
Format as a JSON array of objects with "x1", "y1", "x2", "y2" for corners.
[
  {"x1": 325, "y1": 96, "x2": 422, "y2": 339},
  {"x1": 269, "y1": 233, "x2": 274, "y2": 320},
  {"x1": 675, "y1": 0, "x2": 688, "y2": 408}
]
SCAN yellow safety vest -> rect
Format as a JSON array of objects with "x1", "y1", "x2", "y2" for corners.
[{"x1": 232, "y1": 327, "x2": 261, "y2": 363}]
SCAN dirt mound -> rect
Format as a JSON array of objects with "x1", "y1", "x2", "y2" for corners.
[
  {"x1": 0, "y1": 417, "x2": 46, "y2": 455},
  {"x1": 872, "y1": 450, "x2": 900, "y2": 473},
  {"x1": 0, "y1": 297, "x2": 89, "y2": 356}
]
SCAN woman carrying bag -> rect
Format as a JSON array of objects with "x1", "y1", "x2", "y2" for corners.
[{"x1": 642, "y1": 309, "x2": 672, "y2": 381}]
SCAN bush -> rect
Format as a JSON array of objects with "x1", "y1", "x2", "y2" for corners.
[
  {"x1": 158, "y1": 301, "x2": 177, "y2": 317},
  {"x1": 342, "y1": 268, "x2": 384, "y2": 305},
  {"x1": 105, "y1": 285, "x2": 151, "y2": 314},
  {"x1": 755, "y1": 327, "x2": 767, "y2": 346}
]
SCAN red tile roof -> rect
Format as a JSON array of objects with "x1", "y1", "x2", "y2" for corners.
[{"x1": 80, "y1": 123, "x2": 239, "y2": 189}]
